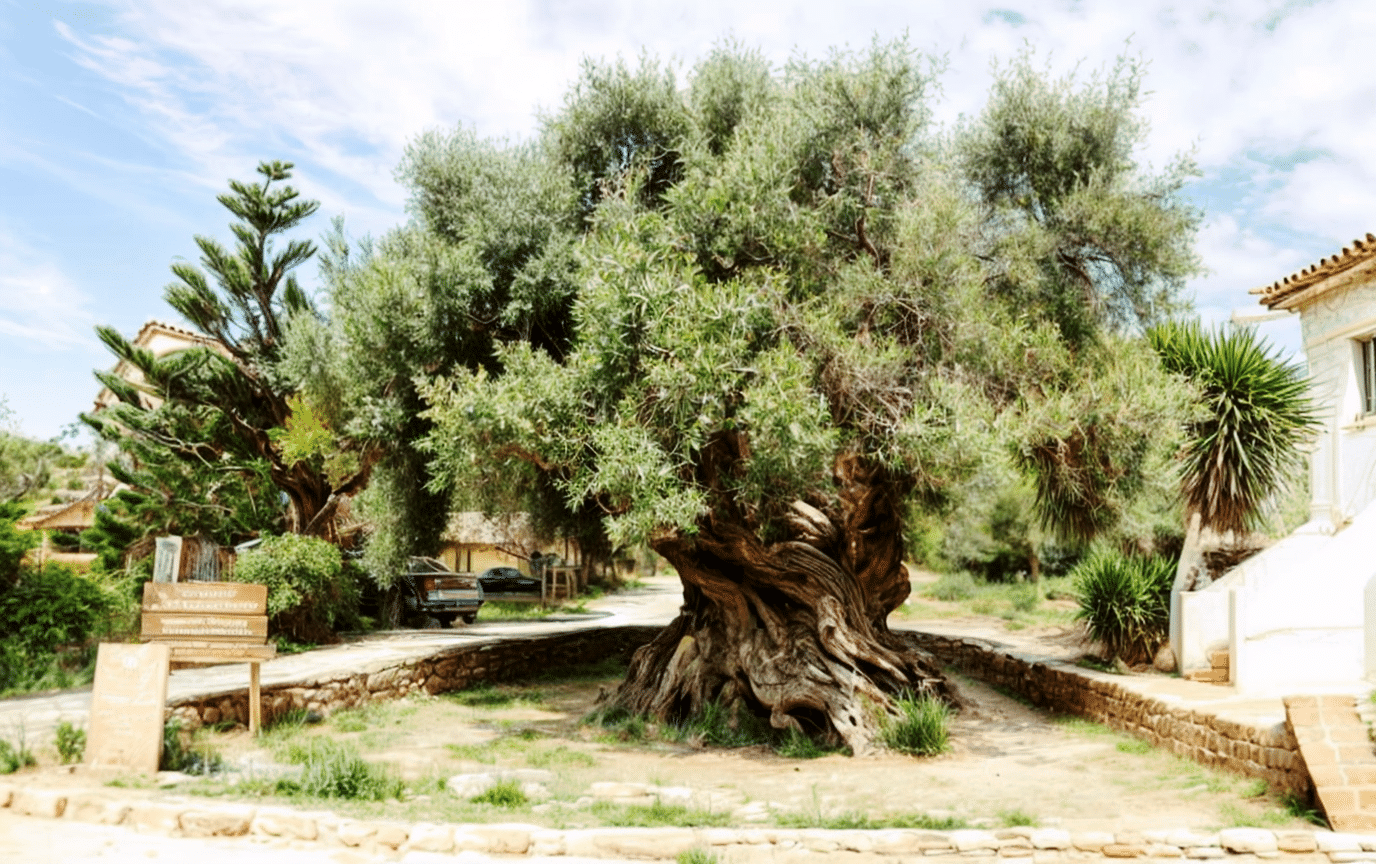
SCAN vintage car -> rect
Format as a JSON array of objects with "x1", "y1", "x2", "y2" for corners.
[
  {"x1": 399, "y1": 556, "x2": 484, "y2": 626},
  {"x1": 477, "y1": 566, "x2": 542, "y2": 595}
]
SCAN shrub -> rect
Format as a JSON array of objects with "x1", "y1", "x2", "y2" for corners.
[
  {"x1": 160, "y1": 719, "x2": 221, "y2": 775},
  {"x1": 880, "y1": 691, "x2": 950, "y2": 756},
  {"x1": 924, "y1": 572, "x2": 979, "y2": 602},
  {"x1": 277, "y1": 738, "x2": 402, "y2": 800},
  {"x1": 0, "y1": 562, "x2": 122, "y2": 695},
  {"x1": 0, "y1": 737, "x2": 35, "y2": 774},
  {"x1": 55, "y1": 720, "x2": 86, "y2": 764},
  {"x1": 470, "y1": 778, "x2": 528, "y2": 807},
  {"x1": 1072, "y1": 550, "x2": 1173, "y2": 664},
  {"x1": 230, "y1": 534, "x2": 360, "y2": 642}
]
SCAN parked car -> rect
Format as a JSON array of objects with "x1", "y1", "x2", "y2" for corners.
[
  {"x1": 477, "y1": 566, "x2": 542, "y2": 595},
  {"x1": 399, "y1": 557, "x2": 484, "y2": 626}
]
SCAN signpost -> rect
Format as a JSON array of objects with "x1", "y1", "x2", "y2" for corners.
[
  {"x1": 86, "y1": 642, "x2": 171, "y2": 774},
  {"x1": 140, "y1": 582, "x2": 275, "y2": 732}
]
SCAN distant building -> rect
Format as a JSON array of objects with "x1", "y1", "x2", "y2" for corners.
[
  {"x1": 93, "y1": 319, "x2": 226, "y2": 412},
  {"x1": 438, "y1": 511, "x2": 582, "y2": 575}
]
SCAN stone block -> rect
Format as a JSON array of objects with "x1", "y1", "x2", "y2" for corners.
[
  {"x1": 1165, "y1": 831, "x2": 1217, "y2": 849},
  {"x1": 1218, "y1": 828, "x2": 1277, "y2": 854},
  {"x1": 468, "y1": 824, "x2": 535, "y2": 854},
  {"x1": 1145, "y1": 845, "x2": 1183, "y2": 857},
  {"x1": 566, "y1": 827, "x2": 697, "y2": 859},
  {"x1": 252, "y1": 807, "x2": 319, "y2": 840},
  {"x1": 12, "y1": 789, "x2": 66, "y2": 819},
  {"x1": 404, "y1": 822, "x2": 453, "y2": 853},
  {"x1": 179, "y1": 806, "x2": 254, "y2": 837},
  {"x1": 371, "y1": 822, "x2": 408, "y2": 849},
  {"x1": 1183, "y1": 848, "x2": 1225, "y2": 859},
  {"x1": 1310, "y1": 766, "x2": 1346, "y2": 786},
  {"x1": 1030, "y1": 829, "x2": 1072, "y2": 850},
  {"x1": 63, "y1": 793, "x2": 127, "y2": 825},
  {"x1": 1072, "y1": 831, "x2": 1115, "y2": 851},
  {"x1": 1315, "y1": 832, "x2": 1365, "y2": 853},
  {"x1": 337, "y1": 820, "x2": 377, "y2": 847},
  {"x1": 126, "y1": 802, "x2": 183, "y2": 834},
  {"x1": 951, "y1": 830, "x2": 1001, "y2": 851},
  {"x1": 1275, "y1": 832, "x2": 1318, "y2": 853},
  {"x1": 1102, "y1": 844, "x2": 1147, "y2": 858}
]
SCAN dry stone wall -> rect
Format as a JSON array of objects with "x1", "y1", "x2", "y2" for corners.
[
  {"x1": 167, "y1": 624, "x2": 1310, "y2": 797},
  {"x1": 167, "y1": 625, "x2": 661, "y2": 730},
  {"x1": 904, "y1": 632, "x2": 1310, "y2": 795}
]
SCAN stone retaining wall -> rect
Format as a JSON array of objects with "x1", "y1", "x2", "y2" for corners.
[
  {"x1": 905, "y1": 632, "x2": 1310, "y2": 795},
  {"x1": 2, "y1": 783, "x2": 1369, "y2": 861},
  {"x1": 166, "y1": 624, "x2": 1311, "y2": 796},
  {"x1": 167, "y1": 625, "x2": 662, "y2": 730}
]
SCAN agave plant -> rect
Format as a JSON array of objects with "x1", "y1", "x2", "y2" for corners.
[
  {"x1": 1149, "y1": 322, "x2": 1319, "y2": 535},
  {"x1": 1072, "y1": 551, "x2": 1174, "y2": 663}
]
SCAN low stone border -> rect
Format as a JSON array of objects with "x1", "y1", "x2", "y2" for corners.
[
  {"x1": 166, "y1": 625, "x2": 663, "y2": 729},
  {"x1": 906, "y1": 632, "x2": 1311, "y2": 796},
  {"x1": 1, "y1": 781, "x2": 1372, "y2": 861}
]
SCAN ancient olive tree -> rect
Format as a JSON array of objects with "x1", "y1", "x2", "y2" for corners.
[{"x1": 417, "y1": 42, "x2": 1201, "y2": 752}]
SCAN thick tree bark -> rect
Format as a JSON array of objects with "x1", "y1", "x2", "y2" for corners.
[{"x1": 609, "y1": 454, "x2": 949, "y2": 754}]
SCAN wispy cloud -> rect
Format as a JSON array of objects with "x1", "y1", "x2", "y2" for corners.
[{"x1": 0, "y1": 227, "x2": 95, "y2": 348}]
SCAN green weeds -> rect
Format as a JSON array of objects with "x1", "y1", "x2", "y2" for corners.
[
  {"x1": 591, "y1": 800, "x2": 732, "y2": 827},
  {"x1": 55, "y1": 720, "x2": 86, "y2": 764},
  {"x1": 470, "y1": 778, "x2": 528, "y2": 807},
  {"x1": 277, "y1": 738, "x2": 403, "y2": 801},
  {"x1": 879, "y1": 692, "x2": 950, "y2": 756}
]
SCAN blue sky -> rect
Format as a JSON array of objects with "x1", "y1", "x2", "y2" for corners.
[{"x1": 1, "y1": 0, "x2": 1371, "y2": 441}]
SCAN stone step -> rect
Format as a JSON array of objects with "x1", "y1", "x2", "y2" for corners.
[{"x1": 1283, "y1": 694, "x2": 1376, "y2": 833}]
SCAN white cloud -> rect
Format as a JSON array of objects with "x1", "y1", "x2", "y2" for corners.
[
  {"x1": 44, "y1": 0, "x2": 1376, "y2": 308},
  {"x1": 0, "y1": 228, "x2": 96, "y2": 347}
]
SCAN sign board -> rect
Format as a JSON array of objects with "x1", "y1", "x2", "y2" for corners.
[
  {"x1": 140, "y1": 612, "x2": 268, "y2": 641},
  {"x1": 86, "y1": 642, "x2": 170, "y2": 774},
  {"x1": 138, "y1": 581, "x2": 275, "y2": 732},
  {"x1": 152, "y1": 536, "x2": 183, "y2": 583},
  {"x1": 142, "y1": 582, "x2": 266, "y2": 614}
]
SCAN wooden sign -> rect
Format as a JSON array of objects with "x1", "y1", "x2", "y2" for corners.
[
  {"x1": 140, "y1": 612, "x2": 268, "y2": 641},
  {"x1": 139, "y1": 581, "x2": 275, "y2": 732},
  {"x1": 143, "y1": 582, "x2": 266, "y2": 613},
  {"x1": 86, "y1": 642, "x2": 170, "y2": 774}
]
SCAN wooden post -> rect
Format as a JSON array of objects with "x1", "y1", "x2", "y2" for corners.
[{"x1": 249, "y1": 661, "x2": 262, "y2": 735}]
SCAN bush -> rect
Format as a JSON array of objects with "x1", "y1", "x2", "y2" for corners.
[
  {"x1": 470, "y1": 778, "x2": 528, "y2": 807},
  {"x1": 0, "y1": 562, "x2": 123, "y2": 695},
  {"x1": 0, "y1": 737, "x2": 35, "y2": 774},
  {"x1": 55, "y1": 721, "x2": 86, "y2": 764},
  {"x1": 880, "y1": 691, "x2": 950, "y2": 756},
  {"x1": 1072, "y1": 551, "x2": 1173, "y2": 664},
  {"x1": 230, "y1": 534, "x2": 360, "y2": 642},
  {"x1": 277, "y1": 738, "x2": 402, "y2": 800}
]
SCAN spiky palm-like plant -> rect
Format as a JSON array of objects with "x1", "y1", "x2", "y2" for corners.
[{"x1": 1149, "y1": 322, "x2": 1319, "y2": 534}]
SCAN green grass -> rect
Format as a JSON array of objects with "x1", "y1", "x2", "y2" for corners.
[
  {"x1": 879, "y1": 692, "x2": 950, "y2": 756},
  {"x1": 1115, "y1": 739, "x2": 1153, "y2": 755},
  {"x1": 591, "y1": 800, "x2": 732, "y2": 827},
  {"x1": 776, "y1": 809, "x2": 968, "y2": 830},
  {"x1": 1280, "y1": 791, "x2": 1327, "y2": 827},
  {"x1": 904, "y1": 573, "x2": 1077, "y2": 630},
  {"x1": 0, "y1": 737, "x2": 35, "y2": 774},
  {"x1": 531, "y1": 657, "x2": 627, "y2": 683},
  {"x1": 470, "y1": 778, "x2": 528, "y2": 807},
  {"x1": 275, "y1": 738, "x2": 404, "y2": 801},
  {"x1": 446, "y1": 681, "x2": 544, "y2": 708},
  {"x1": 677, "y1": 849, "x2": 718, "y2": 864},
  {"x1": 525, "y1": 745, "x2": 596, "y2": 768},
  {"x1": 476, "y1": 601, "x2": 591, "y2": 622},
  {"x1": 997, "y1": 808, "x2": 1039, "y2": 827}
]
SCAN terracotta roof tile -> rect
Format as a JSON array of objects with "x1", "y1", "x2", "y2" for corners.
[{"x1": 1253, "y1": 232, "x2": 1376, "y2": 308}]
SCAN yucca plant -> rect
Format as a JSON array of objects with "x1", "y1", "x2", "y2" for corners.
[
  {"x1": 1072, "y1": 551, "x2": 1174, "y2": 663},
  {"x1": 1149, "y1": 322, "x2": 1319, "y2": 534}
]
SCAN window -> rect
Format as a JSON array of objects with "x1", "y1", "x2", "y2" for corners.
[{"x1": 1362, "y1": 337, "x2": 1376, "y2": 416}]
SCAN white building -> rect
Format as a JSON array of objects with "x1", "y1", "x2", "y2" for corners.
[{"x1": 1175, "y1": 232, "x2": 1376, "y2": 693}]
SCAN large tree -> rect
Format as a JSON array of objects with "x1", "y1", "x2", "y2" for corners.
[
  {"x1": 86, "y1": 162, "x2": 373, "y2": 545},
  {"x1": 414, "y1": 42, "x2": 1202, "y2": 752}
]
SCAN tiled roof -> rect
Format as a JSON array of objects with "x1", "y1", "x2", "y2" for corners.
[{"x1": 1253, "y1": 232, "x2": 1376, "y2": 308}]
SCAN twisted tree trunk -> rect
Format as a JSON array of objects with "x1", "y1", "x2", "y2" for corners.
[{"x1": 609, "y1": 454, "x2": 949, "y2": 754}]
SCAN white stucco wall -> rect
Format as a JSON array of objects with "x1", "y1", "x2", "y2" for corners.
[{"x1": 1175, "y1": 268, "x2": 1376, "y2": 693}]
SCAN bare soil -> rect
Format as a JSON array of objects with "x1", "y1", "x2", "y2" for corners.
[{"x1": 162, "y1": 662, "x2": 1313, "y2": 835}]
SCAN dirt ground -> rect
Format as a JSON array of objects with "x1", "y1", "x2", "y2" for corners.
[{"x1": 133, "y1": 658, "x2": 1310, "y2": 837}]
